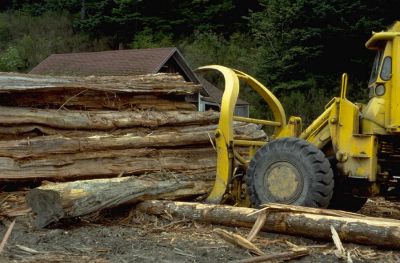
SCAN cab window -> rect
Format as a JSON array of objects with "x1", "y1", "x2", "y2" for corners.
[
  {"x1": 380, "y1": 56, "x2": 392, "y2": 81},
  {"x1": 369, "y1": 50, "x2": 383, "y2": 84}
]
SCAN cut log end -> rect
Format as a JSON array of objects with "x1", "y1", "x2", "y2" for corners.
[
  {"x1": 26, "y1": 176, "x2": 213, "y2": 228},
  {"x1": 26, "y1": 189, "x2": 64, "y2": 228}
]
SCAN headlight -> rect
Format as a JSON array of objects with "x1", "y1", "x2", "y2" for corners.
[{"x1": 375, "y1": 84, "x2": 385, "y2": 96}]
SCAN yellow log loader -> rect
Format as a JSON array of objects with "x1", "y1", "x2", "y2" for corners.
[{"x1": 196, "y1": 21, "x2": 400, "y2": 211}]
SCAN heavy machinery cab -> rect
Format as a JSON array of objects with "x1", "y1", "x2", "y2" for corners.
[
  {"x1": 363, "y1": 21, "x2": 400, "y2": 134},
  {"x1": 359, "y1": 22, "x2": 400, "y2": 198},
  {"x1": 196, "y1": 21, "x2": 400, "y2": 210}
]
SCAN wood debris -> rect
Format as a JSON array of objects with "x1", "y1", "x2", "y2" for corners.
[
  {"x1": 0, "y1": 219, "x2": 16, "y2": 255},
  {"x1": 360, "y1": 197, "x2": 400, "y2": 220},
  {"x1": 15, "y1": 244, "x2": 40, "y2": 254},
  {"x1": 330, "y1": 225, "x2": 352, "y2": 262},
  {"x1": 247, "y1": 210, "x2": 266, "y2": 242},
  {"x1": 213, "y1": 228, "x2": 265, "y2": 256}
]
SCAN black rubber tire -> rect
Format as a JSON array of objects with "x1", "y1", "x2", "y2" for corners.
[{"x1": 246, "y1": 137, "x2": 334, "y2": 208}]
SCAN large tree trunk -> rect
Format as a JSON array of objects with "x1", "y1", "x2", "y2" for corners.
[
  {"x1": 0, "y1": 122, "x2": 264, "y2": 141},
  {"x1": 0, "y1": 120, "x2": 264, "y2": 181},
  {"x1": 0, "y1": 73, "x2": 200, "y2": 112},
  {"x1": 0, "y1": 148, "x2": 216, "y2": 181},
  {"x1": 0, "y1": 73, "x2": 201, "y2": 95},
  {"x1": 0, "y1": 131, "x2": 213, "y2": 159},
  {"x1": 1, "y1": 92, "x2": 197, "y2": 111},
  {"x1": 136, "y1": 200, "x2": 400, "y2": 249},
  {"x1": 26, "y1": 175, "x2": 213, "y2": 228},
  {"x1": 0, "y1": 106, "x2": 219, "y2": 130}
]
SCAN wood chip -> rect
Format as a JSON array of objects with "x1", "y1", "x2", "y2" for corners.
[
  {"x1": 214, "y1": 228, "x2": 265, "y2": 256},
  {"x1": 330, "y1": 225, "x2": 353, "y2": 263},
  {"x1": 0, "y1": 219, "x2": 16, "y2": 255},
  {"x1": 16, "y1": 244, "x2": 40, "y2": 254},
  {"x1": 247, "y1": 210, "x2": 266, "y2": 242}
]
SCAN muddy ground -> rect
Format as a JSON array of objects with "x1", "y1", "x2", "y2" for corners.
[{"x1": 0, "y1": 192, "x2": 400, "y2": 263}]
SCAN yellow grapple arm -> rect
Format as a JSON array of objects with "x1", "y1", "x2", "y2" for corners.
[{"x1": 196, "y1": 65, "x2": 299, "y2": 203}]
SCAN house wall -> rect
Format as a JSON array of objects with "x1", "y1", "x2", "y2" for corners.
[
  {"x1": 234, "y1": 105, "x2": 249, "y2": 117},
  {"x1": 160, "y1": 58, "x2": 183, "y2": 74},
  {"x1": 198, "y1": 94, "x2": 205, "y2": 112},
  {"x1": 199, "y1": 99, "x2": 249, "y2": 117}
]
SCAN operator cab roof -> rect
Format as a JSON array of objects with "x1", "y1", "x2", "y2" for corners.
[{"x1": 366, "y1": 21, "x2": 400, "y2": 50}]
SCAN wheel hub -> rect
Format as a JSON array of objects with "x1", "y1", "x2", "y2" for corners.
[{"x1": 264, "y1": 161, "x2": 303, "y2": 203}]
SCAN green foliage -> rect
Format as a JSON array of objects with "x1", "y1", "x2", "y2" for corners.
[
  {"x1": 251, "y1": 0, "x2": 331, "y2": 91},
  {"x1": 0, "y1": 12, "x2": 109, "y2": 71},
  {"x1": 75, "y1": 0, "x2": 259, "y2": 47},
  {"x1": 129, "y1": 29, "x2": 173, "y2": 49},
  {"x1": 249, "y1": 0, "x2": 400, "y2": 124},
  {"x1": 278, "y1": 88, "x2": 331, "y2": 125},
  {"x1": 251, "y1": 0, "x2": 400, "y2": 91},
  {"x1": 0, "y1": 19, "x2": 11, "y2": 47},
  {"x1": 179, "y1": 32, "x2": 261, "y2": 75},
  {"x1": 0, "y1": 1, "x2": 398, "y2": 124},
  {"x1": 179, "y1": 31, "x2": 265, "y2": 116},
  {"x1": 8, "y1": 0, "x2": 82, "y2": 15},
  {"x1": 0, "y1": 46, "x2": 24, "y2": 71}
]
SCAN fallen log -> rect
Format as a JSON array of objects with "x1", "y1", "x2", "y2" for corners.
[
  {"x1": 26, "y1": 175, "x2": 213, "y2": 228},
  {"x1": 136, "y1": 200, "x2": 400, "y2": 248},
  {"x1": 0, "y1": 106, "x2": 219, "y2": 130}
]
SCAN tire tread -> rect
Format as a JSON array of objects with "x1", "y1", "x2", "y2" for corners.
[{"x1": 246, "y1": 138, "x2": 334, "y2": 208}]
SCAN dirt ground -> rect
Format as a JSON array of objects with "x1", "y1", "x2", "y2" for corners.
[{"x1": 0, "y1": 192, "x2": 400, "y2": 263}]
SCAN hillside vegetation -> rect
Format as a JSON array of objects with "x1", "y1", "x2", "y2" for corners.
[{"x1": 1, "y1": 0, "x2": 399, "y2": 123}]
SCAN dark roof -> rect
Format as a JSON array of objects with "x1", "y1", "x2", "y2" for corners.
[
  {"x1": 29, "y1": 48, "x2": 200, "y2": 85},
  {"x1": 29, "y1": 48, "x2": 248, "y2": 105},
  {"x1": 197, "y1": 75, "x2": 249, "y2": 106}
]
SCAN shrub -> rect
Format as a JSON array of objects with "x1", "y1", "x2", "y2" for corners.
[{"x1": 0, "y1": 46, "x2": 24, "y2": 71}]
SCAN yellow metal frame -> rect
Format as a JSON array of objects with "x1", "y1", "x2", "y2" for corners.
[
  {"x1": 196, "y1": 66, "x2": 379, "y2": 203},
  {"x1": 196, "y1": 65, "x2": 296, "y2": 203},
  {"x1": 194, "y1": 21, "x2": 400, "y2": 204},
  {"x1": 196, "y1": 65, "x2": 380, "y2": 203}
]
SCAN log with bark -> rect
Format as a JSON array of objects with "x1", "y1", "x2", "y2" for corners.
[
  {"x1": 0, "y1": 122, "x2": 265, "y2": 141},
  {"x1": 0, "y1": 73, "x2": 201, "y2": 95},
  {"x1": 0, "y1": 148, "x2": 216, "y2": 180},
  {"x1": 0, "y1": 106, "x2": 219, "y2": 130},
  {"x1": 0, "y1": 73, "x2": 199, "y2": 111},
  {"x1": 26, "y1": 174, "x2": 213, "y2": 228},
  {"x1": 1, "y1": 92, "x2": 197, "y2": 111},
  {"x1": 0, "y1": 131, "x2": 214, "y2": 159},
  {"x1": 0, "y1": 72, "x2": 266, "y2": 231},
  {"x1": 136, "y1": 200, "x2": 400, "y2": 248},
  {"x1": 0, "y1": 122, "x2": 264, "y2": 181}
]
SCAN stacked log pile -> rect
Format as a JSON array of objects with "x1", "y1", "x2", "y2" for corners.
[
  {"x1": 0, "y1": 72, "x2": 265, "y2": 227},
  {"x1": 0, "y1": 72, "x2": 264, "y2": 182}
]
